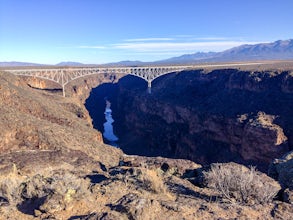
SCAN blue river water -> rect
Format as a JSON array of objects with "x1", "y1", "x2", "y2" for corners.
[{"x1": 103, "y1": 100, "x2": 119, "y2": 147}]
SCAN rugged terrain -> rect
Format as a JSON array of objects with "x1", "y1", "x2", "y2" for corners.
[
  {"x1": 0, "y1": 69, "x2": 292, "y2": 219},
  {"x1": 83, "y1": 65, "x2": 293, "y2": 171}
]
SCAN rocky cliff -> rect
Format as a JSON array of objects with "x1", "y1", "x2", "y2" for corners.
[
  {"x1": 22, "y1": 67, "x2": 293, "y2": 170},
  {"x1": 113, "y1": 69, "x2": 293, "y2": 169},
  {"x1": 0, "y1": 71, "x2": 292, "y2": 219}
]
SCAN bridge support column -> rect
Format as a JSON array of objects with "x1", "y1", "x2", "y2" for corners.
[
  {"x1": 62, "y1": 85, "x2": 65, "y2": 97},
  {"x1": 147, "y1": 81, "x2": 152, "y2": 94}
]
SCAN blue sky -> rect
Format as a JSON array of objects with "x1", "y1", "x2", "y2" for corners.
[{"x1": 0, "y1": 0, "x2": 292, "y2": 64}]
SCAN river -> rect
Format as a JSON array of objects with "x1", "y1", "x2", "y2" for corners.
[{"x1": 103, "y1": 99, "x2": 119, "y2": 147}]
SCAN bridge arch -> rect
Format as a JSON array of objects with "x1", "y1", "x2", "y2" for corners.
[{"x1": 4, "y1": 66, "x2": 192, "y2": 96}]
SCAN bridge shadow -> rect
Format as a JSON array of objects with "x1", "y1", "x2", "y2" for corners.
[{"x1": 27, "y1": 84, "x2": 63, "y2": 94}]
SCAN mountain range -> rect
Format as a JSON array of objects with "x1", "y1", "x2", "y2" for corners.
[
  {"x1": 157, "y1": 39, "x2": 293, "y2": 64},
  {"x1": 1, "y1": 39, "x2": 293, "y2": 67}
]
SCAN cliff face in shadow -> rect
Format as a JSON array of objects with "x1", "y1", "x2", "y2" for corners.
[
  {"x1": 113, "y1": 69, "x2": 293, "y2": 169},
  {"x1": 21, "y1": 68, "x2": 293, "y2": 169}
]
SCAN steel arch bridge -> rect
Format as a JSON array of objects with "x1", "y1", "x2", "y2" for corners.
[{"x1": 5, "y1": 66, "x2": 192, "y2": 96}]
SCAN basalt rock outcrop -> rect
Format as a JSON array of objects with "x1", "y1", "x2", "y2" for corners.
[
  {"x1": 269, "y1": 150, "x2": 293, "y2": 205},
  {"x1": 114, "y1": 69, "x2": 293, "y2": 169}
]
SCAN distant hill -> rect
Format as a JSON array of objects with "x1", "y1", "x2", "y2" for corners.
[
  {"x1": 55, "y1": 61, "x2": 86, "y2": 66},
  {"x1": 0, "y1": 61, "x2": 44, "y2": 67},
  {"x1": 0, "y1": 61, "x2": 87, "y2": 68},
  {"x1": 155, "y1": 52, "x2": 217, "y2": 64},
  {"x1": 215, "y1": 39, "x2": 293, "y2": 61},
  {"x1": 157, "y1": 39, "x2": 293, "y2": 64},
  {"x1": 104, "y1": 60, "x2": 146, "y2": 67}
]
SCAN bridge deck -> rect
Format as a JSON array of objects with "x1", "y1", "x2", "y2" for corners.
[{"x1": 3, "y1": 63, "x2": 265, "y2": 96}]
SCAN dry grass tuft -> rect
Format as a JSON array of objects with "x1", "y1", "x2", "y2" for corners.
[{"x1": 138, "y1": 168, "x2": 168, "y2": 194}]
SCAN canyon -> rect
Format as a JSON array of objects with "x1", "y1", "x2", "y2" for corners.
[
  {"x1": 1, "y1": 65, "x2": 293, "y2": 219},
  {"x1": 83, "y1": 67, "x2": 293, "y2": 170}
]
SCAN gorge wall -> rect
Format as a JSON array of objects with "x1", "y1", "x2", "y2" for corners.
[
  {"x1": 24, "y1": 68, "x2": 293, "y2": 170},
  {"x1": 2, "y1": 70, "x2": 293, "y2": 219},
  {"x1": 87, "y1": 69, "x2": 293, "y2": 170}
]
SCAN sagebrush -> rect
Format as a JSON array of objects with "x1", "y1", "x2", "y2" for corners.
[
  {"x1": 203, "y1": 163, "x2": 279, "y2": 205},
  {"x1": 138, "y1": 168, "x2": 167, "y2": 194}
]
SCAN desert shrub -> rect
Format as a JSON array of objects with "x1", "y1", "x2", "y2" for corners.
[
  {"x1": 0, "y1": 177, "x2": 23, "y2": 205},
  {"x1": 20, "y1": 171, "x2": 90, "y2": 203},
  {"x1": 203, "y1": 163, "x2": 280, "y2": 205},
  {"x1": 138, "y1": 168, "x2": 167, "y2": 194},
  {"x1": 20, "y1": 174, "x2": 52, "y2": 199},
  {"x1": 49, "y1": 171, "x2": 90, "y2": 199}
]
